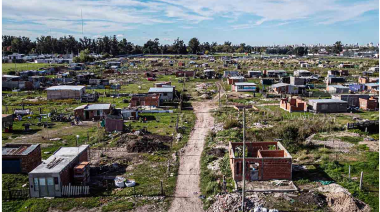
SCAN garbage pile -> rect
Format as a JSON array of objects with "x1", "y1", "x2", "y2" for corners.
[
  {"x1": 117, "y1": 134, "x2": 173, "y2": 153},
  {"x1": 207, "y1": 192, "x2": 278, "y2": 212}
]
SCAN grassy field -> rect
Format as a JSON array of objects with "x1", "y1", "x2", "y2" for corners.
[{"x1": 2, "y1": 63, "x2": 58, "y2": 74}]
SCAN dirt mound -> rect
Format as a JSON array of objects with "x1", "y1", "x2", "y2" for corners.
[
  {"x1": 317, "y1": 183, "x2": 371, "y2": 212},
  {"x1": 208, "y1": 148, "x2": 226, "y2": 157},
  {"x1": 119, "y1": 134, "x2": 172, "y2": 153}
]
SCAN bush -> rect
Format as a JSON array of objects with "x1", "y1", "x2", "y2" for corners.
[{"x1": 223, "y1": 119, "x2": 241, "y2": 129}]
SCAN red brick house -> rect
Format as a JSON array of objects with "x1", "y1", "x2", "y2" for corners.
[
  {"x1": 280, "y1": 97, "x2": 307, "y2": 112},
  {"x1": 359, "y1": 97, "x2": 379, "y2": 110},
  {"x1": 130, "y1": 94, "x2": 160, "y2": 107},
  {"x1": 2, "y1": 144, "x2": 42, "y2": 174},
  {"x1": 175, "y1": 71, "x2": 195, "y2": 77},
  {"x1": 229, "y1": 142, "x2": 292, "y2": 181}
]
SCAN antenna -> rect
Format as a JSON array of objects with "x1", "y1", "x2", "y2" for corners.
[{"x1": 81, "y1": 9, "x2": 84, "y2": 36}]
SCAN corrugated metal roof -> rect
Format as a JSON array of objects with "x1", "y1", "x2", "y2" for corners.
[
  {"x1": 85, "y1": 104, "x2": 111, "y2": 110},
  {"x1": 149, "y1": 87, "x2": 174, "y2": 93},
  {"x1": 234, "y1": 82, "x2": 256, "y2": 86},
  {"x1": 46, "y1": 85, "x2": 85, "y2": 91},
  {"x1": 2, "y1": 144, "x2": 39, "y2": 156},
  {"x1": 2, "y1": 75, "x2": 20, "y2": 78},
  {"x1": 365, "y1": 83, "x2": 379, "y2": 87},
  {"x1": 30, "y1": 145, "x2": 88, "y2": 174},
  {"x1": 309, "y1": 99, "x2": 347, "y2": 103},
  {"x1": 328, "y1": 85, "x2": 349, "y2": 89},
  {"x1": 267, "y1": 70, "x2": 286, "y2": 73},
  {"x1": 229, "y1": 76, "x2": 245, "y2": 79},
  {"x1": 271, "y1": 83, "x2": 289, "y2": 88}
]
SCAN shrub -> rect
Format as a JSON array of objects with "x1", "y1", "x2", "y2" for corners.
[{"x1": 223, "y1": 119, "x2": 241, "y2": 129}]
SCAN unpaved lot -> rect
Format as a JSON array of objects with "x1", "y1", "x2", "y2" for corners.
[{"x1": 169, "y1": 101, "x2": 216, "y2": 212}]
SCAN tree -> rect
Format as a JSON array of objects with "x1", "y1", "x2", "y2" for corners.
[
  {"x1": 333, "y1": 41, "x2": 343, "y2": 54},
  {"x1": 188, "y1": 37, "x2": 200, "y2": 54},
  {"x1": 73, "y1": 48, "x2": 94, "y2": 63}
]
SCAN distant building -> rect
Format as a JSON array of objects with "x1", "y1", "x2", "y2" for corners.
[
  {"x1": 308, "y1": 99, "x2": 348, "y2": 113},
  {"x1": 326, "y1": 85, "x2": 350, "y2": 94},
  {"x1": 46, "y1": 86, "x2": 86, "y2": 100},
  {"x1": 232, "y1": 82, "x2": 256, "y2": 92},
  {"x1": 74, "y1": 104, "x2": 112, "y2": 121},
  {"x1": 248, "y1": 70, "x2": 262, "y2": 78},
  {"x1": 227, "y1": 76, "x2": 246, "y2": 85},
  {"x1": 148, "y1": 87, "x2": 175, "y2": 102},
  {"x1": 293, "y1": 70, "x2": 311, "y2": 77},
  {"x1": 332, "y1": 94, "x2": 370, "y2": 107},
  {"x1": 359, "y1": 97, "x2": 379, "y2": 111},
  {"x1": 280, "y1": 97, "x2": 307, "y2": 112},
  {"x1": 130, "y1": 93, "x2": 160, "y2": 107}
]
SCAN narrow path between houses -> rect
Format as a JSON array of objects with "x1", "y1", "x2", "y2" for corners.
[{"x1": 168, "y1": 101, "x2": 216, "y2": 212}]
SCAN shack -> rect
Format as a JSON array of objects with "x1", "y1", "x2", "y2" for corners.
[
  {"x1": 2, "y1": 114, "x2": 14, "y2": 132},
  {"x1": 29, "y1": 145, "x2": 89, "y2": 198},
  {"x1": 46, "y1": 86, "x2": 86, "y2": 100},
  {"x1": 130, "y1": 93, "x2": 160, "y2": 107},
  {"x1": 327, "y1": 85, "x2": 350, "y2": 94},
  {"x1": 3, "y1": 144, "x2": 41, "y2": 174},
  {"x1": 227, "y1": 76, "x2": 246, "y2": 85},
  {"x1": 248, "y1": 71, "x2": 262, "y2": 78},
  {"x1": 232, "y1": 82, "x2": 256, "y2": 92},
  {"x1": 308, "y1": 99, "x2": 348, "y2": 113},
  {"x1": 332, "y1": 94, "x2": 370, "y2": 107},
  {"x1": 359, "y1": 97, "x2": 379, "y2": 110},
  {"x1": 229, "y1": 142, "x2": 292, "y2": 181},
  {"x1": 74, "y1": 104, "x2": 112, "y2": 121},
  {"x1": 148, "y1": 87, "x2": 175, "y2": 102}
]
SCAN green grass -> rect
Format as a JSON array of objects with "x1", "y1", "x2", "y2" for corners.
[
  {"x1": 320, "y1": 152, "x2": 379, "y2": 211},
  {"x1": 2, "y1": 63, "x2": 58, "y2": 74},
  {"x1": 102, "y1": 200, "x2": 134, "y2": 212},
  {"x1": 338, "y1": 136, "x2": 363, "y2": 144}
]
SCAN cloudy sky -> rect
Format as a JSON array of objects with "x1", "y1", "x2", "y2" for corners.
[{"x1": 2, "y1": 0, "x2": 379, "y2": 45}]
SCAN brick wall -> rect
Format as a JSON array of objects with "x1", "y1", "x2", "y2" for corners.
[{"x1": 20, "y1": 145, "x2": 42, "y2": 173}]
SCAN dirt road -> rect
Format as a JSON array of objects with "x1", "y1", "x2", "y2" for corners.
[{"x1": 169, "y1": 101, "x2": 216, "y2": 212}]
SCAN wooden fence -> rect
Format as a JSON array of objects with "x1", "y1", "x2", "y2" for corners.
[{"x1": 61, "y1": 185, "x2": 90, "y2": 197}]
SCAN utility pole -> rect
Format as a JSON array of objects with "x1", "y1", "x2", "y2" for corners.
[
  {"x1": 218, "y1": 86, "x2": 221, "y2": 108},
  {"x1": 241, "y1": 108, "x2": 246, "y2": 211}
]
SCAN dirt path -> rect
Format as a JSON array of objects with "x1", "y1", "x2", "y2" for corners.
[{"x1": 169, "y1": 101, "x2": 216, "y2": 212}]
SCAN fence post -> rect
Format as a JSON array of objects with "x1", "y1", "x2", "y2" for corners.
[
  {"x1": 359, "y1": 171, "x2": 363, "y2": 190},
  {"x1": 348, "y1": 165, "x2": 351, "y2": 180}
]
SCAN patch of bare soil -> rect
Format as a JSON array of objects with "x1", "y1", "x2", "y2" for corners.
[
  {"x1": 359, "y1": 140, "x2": 379, "y2": 152},
  {"x1": 316, "y1": 183, "x2": 371, "y2": 212},
  {"x1": 116, "y1": 134, "x2": 173, "y2": 153}
]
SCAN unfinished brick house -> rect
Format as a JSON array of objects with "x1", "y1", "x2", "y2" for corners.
[
  {"x1": 130, "y1": 93, "x2": 160, "y2": 107},
  {"x1": 280, "y1": 97, "x2": 307, "y2": 112},
  {"x1": 229, "y1": 142, "x2": 292, "y2": 181},
  {"x1": 2, "y1": 144, "x2": 42, "y2": 174},
  {"x1": 359, "y1": 97, "x2": 379, "y2": 110},
  {"x1": 74, "y1": 104, "x2": 112, "y2": 121}
]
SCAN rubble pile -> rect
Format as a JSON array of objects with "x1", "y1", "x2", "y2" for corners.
[
  {"x1": 316, "y1": 183, "x2": 371, "y2": 212},
  {"x1": 117, "y1": 134, "x2": 173, "y2": 153},
  {"x1": 207, "y1": 192, "x2": 276, "y2": 212}
]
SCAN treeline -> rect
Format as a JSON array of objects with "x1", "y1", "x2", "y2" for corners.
[
  {"x1": 3, "y1": 35, "x2": 377, "y2": 56},
  {"x1": 2, "y1": 35, "x2": 265, "y2": 56}
]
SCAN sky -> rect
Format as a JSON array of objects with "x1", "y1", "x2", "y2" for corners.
[{"x1": 2, "y1": 0, "x2": 379, "y2": 46}]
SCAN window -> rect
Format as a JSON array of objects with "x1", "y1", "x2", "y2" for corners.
[
  {"x1": 39, "y1": 178, "x2": 46, "y2": 186},
  {"x1": 163, "y1": 93, "x2": 167, "y2": 96},
  {"x1": 47, "y1": 178, "x2": 54, "y2": 185},
  {"x1": 97, "y1": 110, "x2": 100, "y2": 116},
  {"x1": 34, "y1": 178, "x2": 39, "y2": 191},
  {"x1": 54, "y1": 177, "x2": 60, "y2": 191}
]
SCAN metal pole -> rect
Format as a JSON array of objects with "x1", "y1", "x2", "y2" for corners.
[
  {"x1": 242, "y1": 108, "x2": 246, "y2": 211},
  {"x1": 219, "y1": 88, "x2": 221, "y2": 108}
]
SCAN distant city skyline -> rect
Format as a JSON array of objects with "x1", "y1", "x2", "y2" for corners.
[{"x1": 2, "y1": 0, "x2": 379, "y2": 46}]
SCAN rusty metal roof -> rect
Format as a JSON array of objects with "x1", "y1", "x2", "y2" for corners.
[{"x1": 2, "y1": 144, "x2": 39, "y2": 156}]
